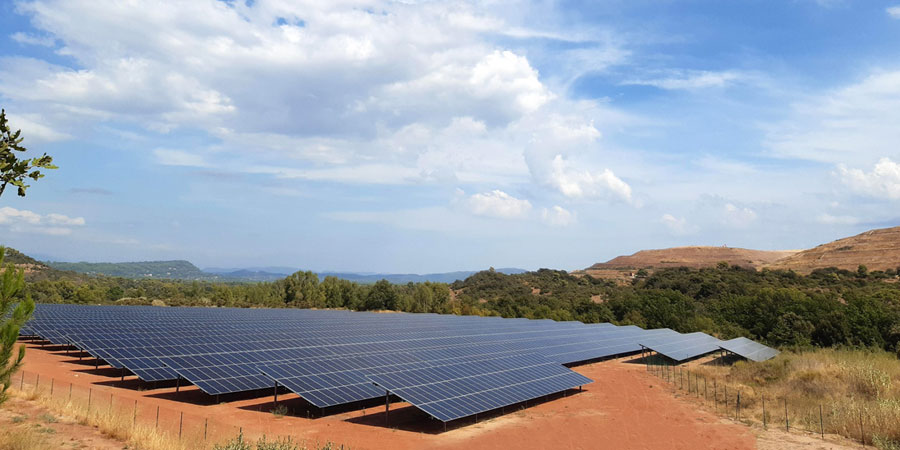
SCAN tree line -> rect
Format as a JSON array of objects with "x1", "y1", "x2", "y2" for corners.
[{"x1": 17, "y1": 264, "x2": 900, "y2": 355}]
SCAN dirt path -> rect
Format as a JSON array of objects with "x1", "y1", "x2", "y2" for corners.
[{"x1": 16, "y1": 342, "x2": 766, "y2": 450}]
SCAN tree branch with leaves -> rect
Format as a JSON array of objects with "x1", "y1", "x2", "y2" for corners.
[{"x1": 0, "y1": 109, "x2": 56, "y2": 198}]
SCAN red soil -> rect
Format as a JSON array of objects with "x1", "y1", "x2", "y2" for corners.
[{"x1": 18, "y1": 342, "x2": 756, "y2": 450}]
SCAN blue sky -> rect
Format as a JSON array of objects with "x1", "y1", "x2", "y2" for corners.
[{"x1": 1, "y1": 0, "x2": 899, "y2": 273}]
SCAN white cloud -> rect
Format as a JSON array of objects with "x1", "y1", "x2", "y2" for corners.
[
  {"x1": 153, "y1": 149, "x2": 210, "y2": 168},
  {"x1": 622, "y1": 70, "x2": 742, "y2": 90},
  {"x1": 661, "y1": 214, "x2": 692, "y2": 234},
  {"x1": 547, "y1": 155, "x2": 632, "y2": 202},
  {"x1": 0, "y1": 0, "x2": 635, "y2": 203},
  {"x1": 766, "y1": 70, "x2": 900, "y2": 164},
  {"x1": 817, "y1": 213, "x2": 859, "y2": 225},
  {"x1": 837, "y1": 157, "x2": 900, "y2": 200},
  {"x1": 465, "y1": 190, "x2": 532, "y2": 219},
  {"x1": 45, "y1": 213, "x2": 86, "y2": 226},
  {"x1": 5, "y1": 112, "x2": 71, "y2": 143},
  {"x1": 887, "y1": 5, "x2": 900, "y2": 18},
  {"x1": 0, "y1": 207, "x2": 42, "y2": 225},
  {"x1": 0, "y1": 207, "x2": 85, "y2": 235},
  {"x1": 722, "y1": 203, "x2": 757, "y2": 228},
  {"x1": 541, "y1": 205, "x2": 576, "y2": 226},
  {"x1": 10, "y1": 32, "x2": 55, "y2": 47}
]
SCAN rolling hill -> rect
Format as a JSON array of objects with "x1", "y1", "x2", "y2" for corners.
[
  {"x1": 767, "y1": 226, "x2": 900, "y2": 273},
  {"x1": 584, "y1": 246, "x2": 797, "y2": 278},
  {"x1": 46, "y1": 260, "x2": 211, "y2": 279}
]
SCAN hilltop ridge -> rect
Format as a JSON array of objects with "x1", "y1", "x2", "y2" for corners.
[{"x1": 768, "y1": 226, "x2": 900, "y2": 273}]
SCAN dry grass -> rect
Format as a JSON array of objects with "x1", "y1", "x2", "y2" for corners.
[
  {"x1": 0, "y1": 426, "x2": 50, "y2": 450},
  {"x1": 9, "y1": 388, "x2": 207, "y2": 450},
  {"x1": 665, "y1": 348, "x2": 900, "y2": 449}
]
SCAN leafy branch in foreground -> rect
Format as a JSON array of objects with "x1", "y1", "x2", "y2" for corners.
[{"x1": 0, "y1": 108, "x2": 56, "y2": 198}]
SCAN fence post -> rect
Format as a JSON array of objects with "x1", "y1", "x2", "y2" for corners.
[
  {"x1": 20, "y1": 371, "x2": 24, "y2": 390},
  {"x1": 784, "y1": 398, "x2": 789, "y2": 432},
  {"x1": 35, "y1": 374, "x2": 39, "y2": 392},
  {"x1": 133, "y1": 400, "x2": 137, "y2": 428},
  {"x1": 703, "y1": 376, "x2": 707, "y2": 401},
  {"x1": 819, "y1": 404, "x2": 824, "y2": 439},
  {"x1": 762, "y1": 397, "x2": 767, "y2": 429},
  {"x1": 736, "y1": 391, "x2": 740, "y2": 421},
  {"x1": 205, "y1": 418, "x2": 208, "y2": 441},
  {"x1": 155, "y1": 406, "x2": 159, "y2": 430},
  {"x1": 179, "y1": 411, "x2": 183, "y2": 441},
  {"x1": 714, "y1": 379, "x2": 717, "y2": 412},
  {"x1": 724, "y1": 385, "x2": 728, "y2": 409},
  {"x1": 88, "y1": 388, "x2": 92, "y2": 414},
  {"x1": 50, "y1": 378, "x2": 54, "y2": 396},
  {"x1": 68, "y1": 383, "x2": 72, "y2": 402},
  {"x1": 859, "y1": 410, "x2": 865, "y2": 445}
]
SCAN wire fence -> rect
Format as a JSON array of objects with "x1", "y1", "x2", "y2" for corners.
[
  {"x1": 643, "y1": 357, "x2": 874, "y2": 447},
  {"x1": 9, "y1": 368, "x2": 316, "y2": 449}
]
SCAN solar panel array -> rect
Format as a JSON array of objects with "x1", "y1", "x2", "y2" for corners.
[
  {"x1": 20, "y1": 304, "x2": 776, "y2": 423},
  {"x1": 369, "y1": 353, "x2": 592, "y2": 422}
]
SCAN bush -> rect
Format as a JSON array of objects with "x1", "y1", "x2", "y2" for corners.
[{"x1": 256, "y1": 436, "x2": 298, "y2": 450}]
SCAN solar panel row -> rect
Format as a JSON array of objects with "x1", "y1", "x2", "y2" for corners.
[{"x1": 22, "y1": 303, "x2": 777, "y2": 424}]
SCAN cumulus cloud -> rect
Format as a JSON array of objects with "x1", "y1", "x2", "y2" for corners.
[
  {"x1": 888, "y1": 6, "x2": 900, "y2": 18},
  {"x1": 541, "y1": 206, "x2": 576, "y2": 227},
  {"x1": 0, "y1": 0, "x2": 633, "y2": 204},
  {"x1": 547, "y1": 155, "x2": 632, "y2": 202},
  {"x1": 465, "y1": 190, "x2": 532, "y2": 219},
  {"x1": 10, "y1": 32, "x2": 55, "y2": 47},
  {"x1": 0, "y1": 207, "x2": 85, "y2": 235},
  {"x1": 837, "y1": 158, "x2": 900, "y2": 199}
]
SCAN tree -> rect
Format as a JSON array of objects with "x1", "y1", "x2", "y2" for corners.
[
  {"x1": 0, "y1": 109, "x2": 56, "y2": 198},
  {"x1": 0, "y1": 247, "x2": 35, "y2": 405},
  {"x1": 365, "y1": 279, "x2": 397, "y2": 311}
]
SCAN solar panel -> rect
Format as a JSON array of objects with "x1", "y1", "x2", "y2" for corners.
[
  {"x1": 719, "y1": 337, "x2": 779, "y2": 362},
  {"x1": 639, "y1": 332, "x2": 723, "y2": 362},
  {"x1": 368, "y1": 353, "x2": 592, "y2": 422}
]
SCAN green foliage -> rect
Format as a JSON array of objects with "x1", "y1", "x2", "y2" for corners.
[
  {"x1": 0, "y1": 246, "x2": 36, "y2": 405},
  {"x1": 0, "y1": 109, "x2": 56, "y2": 198}
]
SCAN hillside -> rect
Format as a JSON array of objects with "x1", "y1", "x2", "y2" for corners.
[
  {"x1": 767, "y1": 226, "x2": 900, "y2": 273},
  {"x1": 41, "y1": 256, "x2": 527, "y2": 284},
  {"x1": 47, "y1": 260, "x2": 210, "y2": 279},
  {"x1": 586, "y1": 246, "x2": 797, "y2": 273}
]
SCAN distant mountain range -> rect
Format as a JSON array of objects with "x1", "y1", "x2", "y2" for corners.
[{"x1": 43, "y1": 259, "x2": 527, "y2": 283}]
